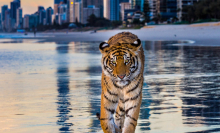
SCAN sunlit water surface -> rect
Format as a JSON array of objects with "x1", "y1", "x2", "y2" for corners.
[{"x1": 0, "y1": 39, "x2": 219, "y2": 133}]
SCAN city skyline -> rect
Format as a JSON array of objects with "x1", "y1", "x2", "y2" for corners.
[{"x1": 0, "y1": 0, "x2": 53, "y2": 16}]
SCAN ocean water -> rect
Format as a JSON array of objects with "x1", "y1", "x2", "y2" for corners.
[{"x1": 0, "y1": 39, "x2": 219, "y2": 133}]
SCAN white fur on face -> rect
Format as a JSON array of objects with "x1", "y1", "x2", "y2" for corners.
[{"x1": 115, "y1": 80, "x2": 130, "y2": 87}]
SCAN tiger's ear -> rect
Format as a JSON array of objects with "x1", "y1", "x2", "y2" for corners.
[
  {"x1": 99, "y1": 42, "x2": 110, "y2": 54},
  {"x1": 131, "y1": 39, "x2": 141, "y2": 51}
]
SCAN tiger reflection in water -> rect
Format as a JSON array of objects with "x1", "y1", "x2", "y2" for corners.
[{"x1": 97, "y1": 32, "x2": 145, "y2": 133}]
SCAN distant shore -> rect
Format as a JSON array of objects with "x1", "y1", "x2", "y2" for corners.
[{"x1": 0, "y1": 22, "x2": 220, "y2": 46}]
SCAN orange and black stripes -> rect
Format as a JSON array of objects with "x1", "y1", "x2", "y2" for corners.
[{"x1": 99, "y1": 32, "x2": 145, "y2": 133}]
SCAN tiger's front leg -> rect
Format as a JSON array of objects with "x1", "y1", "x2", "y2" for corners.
[
  {"x1": 122, "y1": 93, "x2": 142, "y2": 133},
  {"x1": 100, "y1": 91, "x2": 121, "y2": 133},
  {"x1": 115, "y1": 98, "x2": 125, "y2": 131}
]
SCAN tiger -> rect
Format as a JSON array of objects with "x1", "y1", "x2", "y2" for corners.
[{"x1": 97, "y1": 32, "x2": 145, "y2": 133}]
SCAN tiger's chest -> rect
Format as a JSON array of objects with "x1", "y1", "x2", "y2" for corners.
[{"x1": 105, "y1": 76, "x2": 143, "y2": 101}]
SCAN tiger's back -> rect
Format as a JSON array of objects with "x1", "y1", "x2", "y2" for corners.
[{"x1": 99, "y1": 32, "x2": 145, "y2": 133}]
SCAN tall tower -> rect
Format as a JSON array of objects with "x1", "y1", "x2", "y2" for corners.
[
  {"x1": 1, "y1": 5, "x2": 8, "y2": 24},
  {"x1": 16, "y1": 7, "x2": 22, "y2": 28},
  {"x1": 46, "y1": 7, "x2": 53, "y2": 25},
  {"x1": 38, "y1": 6, "x2": 45, "y2": 12},
  {"x1": 104, "y1": 0, "x2": 119, "y2": 21},
  {"x1": 104, "y1": 0, "x2": 110, "y2": 20},
  {"x1": 10, "y1": 0, "x2": 20, "y2": 22},
  {"x1": 69, "y1": 0, "x2": 75, "y2": 23}
]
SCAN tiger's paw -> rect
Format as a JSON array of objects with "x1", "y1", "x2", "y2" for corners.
[{"x1": 115, "y1": 125, "x2": 122, "y2": 133}]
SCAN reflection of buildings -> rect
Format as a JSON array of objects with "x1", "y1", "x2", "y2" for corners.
[
  {"x1": 65, "y1": 41, "x2": 103, "y2": 132},
  {"x1": 143, "y1": 41, "x2": 185, "y2": 132},
  {"x1": 143, "y1": 41, "x2": 220, "y2": 132},
  {"x1": 55, "y1": 42, "x2": 97, "y2": 132},
  {"x1": 56, "y1": 42, "x2": 73, "y2": 132},
  {"x1": 180, "y1": 47, "x2": 220, "y2": 131}
]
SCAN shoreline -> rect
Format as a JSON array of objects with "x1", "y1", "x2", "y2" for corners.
[{"x1": 0, "y1": 22, "x2": 220, "y2": 46}]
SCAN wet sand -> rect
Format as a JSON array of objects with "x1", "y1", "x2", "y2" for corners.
[{"x1": 0, "y1": 40, "x2": 220, "y2": 132}]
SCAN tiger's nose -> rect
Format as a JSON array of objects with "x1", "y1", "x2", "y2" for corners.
[{"x1": 118, "y1": 74, "x2": 126, "y2": 79}]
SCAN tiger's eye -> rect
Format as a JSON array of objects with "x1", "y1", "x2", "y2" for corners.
[
  {"x1": 113, "y1": 61, "x2": 116, "y2": 64},
  {"x1": 125, "y1": 60, "x2": 129, "y2": 63}
]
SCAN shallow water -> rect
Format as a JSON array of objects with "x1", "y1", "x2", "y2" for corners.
[{"x1": 0, "y1": 39, "x2": 219, "y2": 133}]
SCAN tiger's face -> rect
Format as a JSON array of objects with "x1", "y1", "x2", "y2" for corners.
[{"x1": 99, "y1": 39, "x2": 142, "y2": 88}]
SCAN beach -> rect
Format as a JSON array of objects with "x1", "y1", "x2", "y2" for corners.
[{"x1": 1, "y1": 22, "x2": 220, "y2": 46}]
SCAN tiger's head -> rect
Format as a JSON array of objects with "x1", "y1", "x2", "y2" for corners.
[{"x1": 99, "y1": 34, "x2": 142, "y2": 88}]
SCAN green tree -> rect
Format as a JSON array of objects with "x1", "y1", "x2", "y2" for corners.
[
  {"x1": 183, "y1": 0, "x2": 220, "y2": 23},
  {"x1": 87, "y1": 14, "x2": 97, "y2": 26},
  {"x1": 133, "y1": 19, "x2": 140, "y2": 25},
  {"x1": 111, "y1": 21, "x2": 122, "y2": 27},
  {"x1": 75, "y1": 17, "x2": 79, "y2": 26},
  {"x1": 152, "y1": 13, "x2": 161, "y2": 24}
]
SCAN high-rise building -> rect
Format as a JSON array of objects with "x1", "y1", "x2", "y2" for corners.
[
  {"x1": 75, "y1": 2, "x2": 81, "y2": 23},
  {"x1": 165, "y1": 0, "x2": 177, "y2": 19},
  {"x1": 120, "y1": 0, "x2": 129, "y2": 2},
  {"x1": 63, "y1": 0, "x2": 68, "y2": 4},
  {"x1": 43, "y1": 18, "x2": 47, "y2": 25},
  {"x1": 46, "y1": 7, "x2": 53, "y2": 25},
  {"x1": 1, "y1": 5, "x2": 8, "y2": 28},
  {"x1": 39, "y1": 10, "x2": 46, "y2": 24},
  {"x1": 104, "y1": 0, "x2": 120, "y2": 21},
  {"x1": 58, "y1": 4, "x2": 67, "y2": 14},
  {"x1": 23, "y1": 15, "x2": 29, "y2": 29},
  {"x1": 58, "y1": 13, "x2": 67, "y2": 25},
  {"x1": 154, "y1": 0, "x2": 177, "y2": 20},
  {"x1": 10, "y1": 0, "x2": 20, "y2": 22},
  {"x1": 0, "y1": 13, "x2": 2, "y2": 30},
  {"x1": 16, "y1": 0, "x2": 21, "y2": 7},
  {"x1": 81, "y1": 0, "x2": 103, "y2": 21},
  {"x1": 104, "y1": 0, "x2": 110, "y2": 20},
  {"x1": 130, "y1": 0, "x2": 145, "y2": 11},
  {"x1": 58, "y1": 4, "x2": 67, "y2": 24},
  {"x1": 177, "y1": 0, "x2": 199, "y2": 21},
  {"x1": 69, "y1": 0, "x2": 75, "y2": 23},
  {"x1": 54, "y1": 4, "x2": 59, "y2": 15},
  {"x1": 16, "y1": 7, "x2": 22, "y2": 28},
  {"x1": 120, "y1": 2, "x2": 131, "y2": 21},
  {"x1": 23, "y1": 14, "x2": 38, "y2": 29},
  {"x1": 29, "y1": 14, "x2": 38, "y2": 28},
  {"x1": 67, "y1": 0, "x2": 70, "y2": 22},
  {"x1": 38, "y1": 6, "x2": 45, "y2": 12},
  {"x1": 82, "y1": 6, "x2": 100, "y2": 24},
  {"x1": 55, "y1": 0, "x2": 63, "y2": 4},
  {"x1": 53, "y1": 14, "x2": 59, "y2": 24},
  {"x1": 5, "y1": 9, "x2": 11, "y2": 31}
]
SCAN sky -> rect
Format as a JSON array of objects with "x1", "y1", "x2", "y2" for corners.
[{"x1": 0, "y1": 0, "x2": 53, "y2": 16}]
